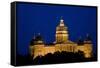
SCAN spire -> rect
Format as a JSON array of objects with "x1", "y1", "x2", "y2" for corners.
[
  {"x1": 85, "y1": 33, "x2": 92, "y2": 41},
  {"x1": 33, "y1": 33, "x2": 35, "y2": 39},
  {"x1": 60, "y1": 16, "x2": 64, "y2": 22},
  {"x1": 77, "y1": 36, "x2": 84, "y2": 45},
  {"x1": 59, "y1": 16, "x2": 64, "y2": 26}
]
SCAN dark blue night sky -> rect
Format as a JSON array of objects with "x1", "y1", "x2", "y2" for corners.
[{"x1": 16, "y1": 3, "x2": 97, "y2": 56}]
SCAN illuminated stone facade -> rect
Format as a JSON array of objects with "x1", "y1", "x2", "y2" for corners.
[{"x1": 29, "y1": 18, "x2": 93, "y2": 59}]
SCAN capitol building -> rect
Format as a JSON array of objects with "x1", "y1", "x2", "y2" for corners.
[{"x1": 29, "y1": 18, "x2": 93, "y2": 59}]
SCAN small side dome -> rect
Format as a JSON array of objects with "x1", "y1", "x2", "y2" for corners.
[
  {"x1": 34, "y1": 33, "x2": 44, "y2": 44},
  {"x1": 84, "y1": 34, "x2": 92, "y2": 44},
  {"x1": 30, "y1": 35, "x2": 36, "y2": 45},
  {"x1": 30, "y1": 38, "x2": 35, "y2": 45},
  {"x1": 35, "y1": 33, "x2": 42, "y2": 41},
  {"x1": 77, "y1": 36, "x2": 84, "y2": 45},
  {"x1": 30, "y1": 33, "x2": 44, "y2": 45}
]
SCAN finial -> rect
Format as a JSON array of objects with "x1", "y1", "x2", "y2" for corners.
[{"x1": 60, "y1": 16, "x2": 64, "y2": 22}]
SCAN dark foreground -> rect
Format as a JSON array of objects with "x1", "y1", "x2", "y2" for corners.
[{"x1": 16, "y1": 51, "x2": 97, "y2": 66}]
